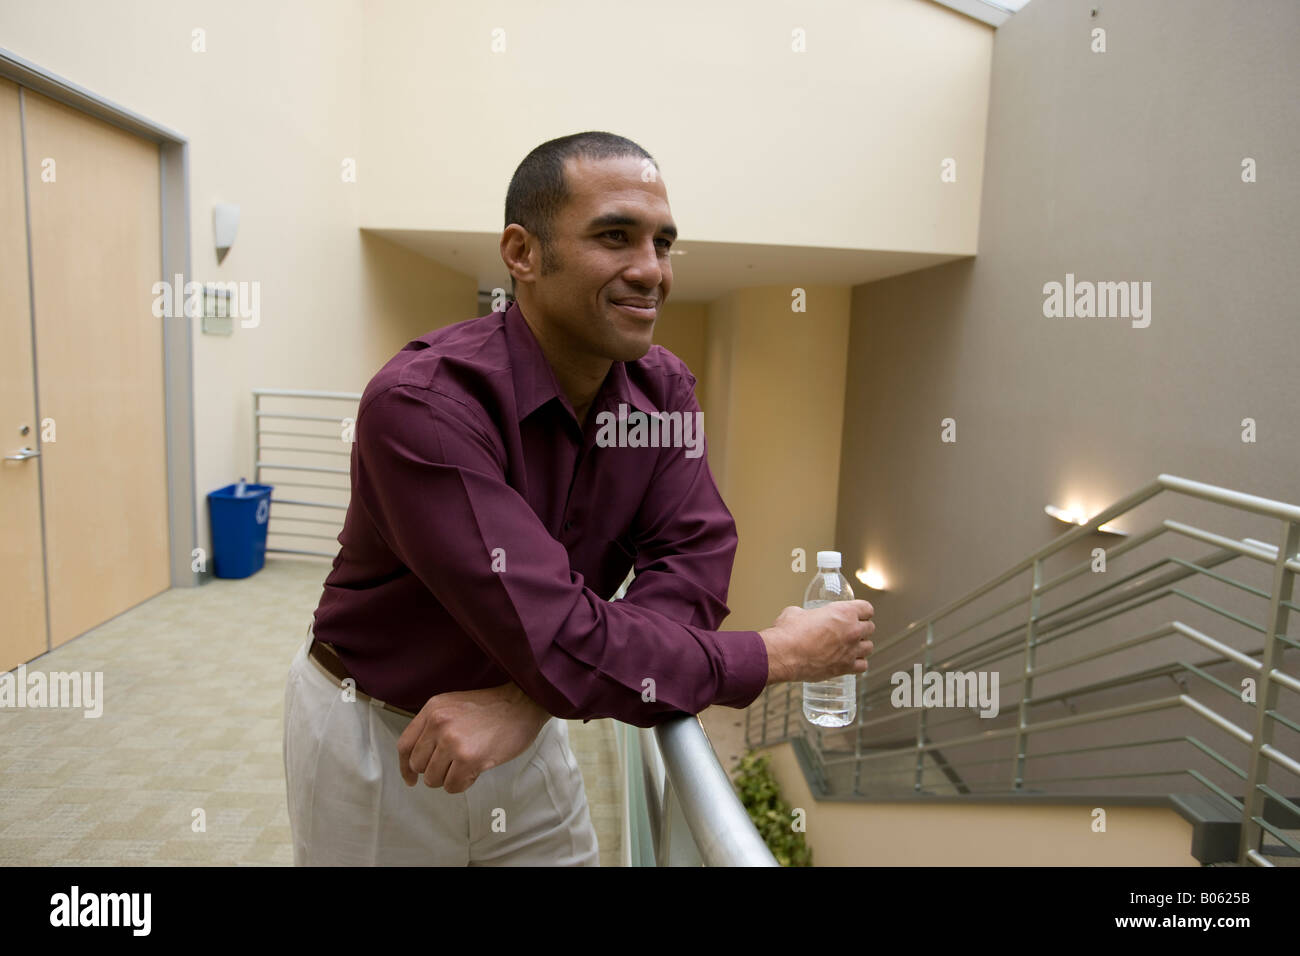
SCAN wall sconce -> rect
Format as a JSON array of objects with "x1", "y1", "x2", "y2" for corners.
[
  {"x1": 854, "y1": 567, "x2": 888, "y2": 591},
  {"x1": 1045, "y1": 504, "x2": 1127, "y2": 536},
  {"x1": 214, "y1": 201, "x2": 240, "y2": 264}
]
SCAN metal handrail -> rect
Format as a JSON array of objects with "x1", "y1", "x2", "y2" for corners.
[
  {"x1": 615, "y1": 716, "x2": 777, "y2": 867},
  {"x1": 746, "y1": 474, "x2": 1300, "y2": 865},
  {"x1": 610, "y1": 571, "x2": 778, "y2": 866},
  {"x1": 655, "y1": 716, "x2": 778, "y2": 865},
  {"x1": 252, "y1": 388, "x2": 361, "y2": 559}
]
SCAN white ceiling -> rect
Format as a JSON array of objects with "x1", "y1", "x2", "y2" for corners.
[{"x1": 364, "y1": 228, "x2": 968, "y2": 304}]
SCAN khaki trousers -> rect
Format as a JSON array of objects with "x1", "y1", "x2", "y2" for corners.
[{"x1": 282, "y1": 634, "x2": 600, "y2": 865}]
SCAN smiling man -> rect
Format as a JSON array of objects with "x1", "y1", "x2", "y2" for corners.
[{"x1": 281, "y1": 131, "x2": 875, "y2": 866}]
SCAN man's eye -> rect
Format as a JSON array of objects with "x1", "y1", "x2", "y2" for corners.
[
  {"x1": 600, "y1": 231, "x2": 671, "y2": 255},
  {"x1": 602, "y1": 230, "x2": 670, "y2": 251}
]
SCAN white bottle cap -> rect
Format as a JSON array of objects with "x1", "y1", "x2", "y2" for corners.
[{"x1": 816, "y1": 550, "x2": 841, "y2": 569}]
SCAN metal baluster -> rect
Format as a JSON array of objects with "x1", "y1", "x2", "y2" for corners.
[
  {"x1": 252, "y1": 390, "x2": 260, "y2": 488},
  {"x1": 915, "y1": 622, "x2": 934, "y2": 792},
  {"x1": 1012, "y1": 559, "x2": 1042, "y2": 790},
  {"x1": 1237, "y1": 519, "x2": 1299, "y2": 863}
]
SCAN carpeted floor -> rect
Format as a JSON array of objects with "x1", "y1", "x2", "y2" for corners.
[{"x1": 0, "y1": 557, "x2": 623, "y2": 866}]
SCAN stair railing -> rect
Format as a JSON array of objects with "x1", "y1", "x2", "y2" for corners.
[{"x1": 747, "y1": 474, "x2": 1300, "y2": 866}]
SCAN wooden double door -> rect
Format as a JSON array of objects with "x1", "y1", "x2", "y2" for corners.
[{"x1": 0, "y1": 78, "x2": 170, "y2": 672}]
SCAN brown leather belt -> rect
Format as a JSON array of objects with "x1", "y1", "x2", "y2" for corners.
[{"x1": 308, "y1": 637, "x2": 416, "y2": 719}]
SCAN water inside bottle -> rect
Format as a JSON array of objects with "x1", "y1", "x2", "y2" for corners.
[{"x1": 802, "y1": 595, "x2": 859, "y2": 727}]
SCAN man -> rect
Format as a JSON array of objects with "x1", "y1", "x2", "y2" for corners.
[{"x1": 282, "y1": 131, "x2": 874, "y2": 866}]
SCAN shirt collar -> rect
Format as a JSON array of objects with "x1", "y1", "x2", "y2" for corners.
[{"x1": 504, "y1": 300, "x2": 661, "y2": 424}]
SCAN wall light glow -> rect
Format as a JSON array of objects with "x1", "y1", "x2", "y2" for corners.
[
  {"x1": 1045, "y1": 504, "x2": 1126, "y2": 536},
  {"x1": 855, "y1": 567, "x2": 888, "y2": 591}
]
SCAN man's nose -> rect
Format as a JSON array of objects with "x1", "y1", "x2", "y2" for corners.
[{"x1": 623, "y1": 239, "x2": 665, "y2": 288}]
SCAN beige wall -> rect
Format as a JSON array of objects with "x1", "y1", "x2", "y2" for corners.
[
  {"x1": 359, "y1": 0, "x2": 991, "y2": 255},
  {"x1": 833, "y1": 0, "x2": 1300, "y2": 795},
  {"x1": 0, "y1": 0, "x2": 478, "y2": 563},
  {"x1": 0, "y1": 0, "x2": 992, "y2": 577},
  {"x1": 764, "y1": 740, "x2": 1200, "y2": 865},
  {"x1": 703, "y1": 287, "x2": 852, "y2": 631},
  {"x1": 0, "y1": 0, "x2": 995, "y2": 585}
]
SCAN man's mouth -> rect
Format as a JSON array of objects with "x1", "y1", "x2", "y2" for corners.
[{"x1": 611, "y1": 296, "x2": 658, "y2": 319}]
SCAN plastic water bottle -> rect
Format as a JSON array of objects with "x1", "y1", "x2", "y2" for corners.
[
  {"x1": 235, "y1": 476, "x2": 247, "y2": 497},
  {"x1": 802, "y1": 550, "x2": 858, "y2": 727}
]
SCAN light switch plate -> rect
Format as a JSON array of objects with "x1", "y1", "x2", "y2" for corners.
[{"x1": 201, "y1": 283, "x2": 234, "y2": 336}]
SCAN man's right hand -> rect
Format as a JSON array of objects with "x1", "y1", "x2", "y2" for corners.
[
  {"x1": 759, "y1": 600, "x2": 875, "y2": 685},
  {"x1": 396, "y1": 682, "x2": 550, "y2": 793}
]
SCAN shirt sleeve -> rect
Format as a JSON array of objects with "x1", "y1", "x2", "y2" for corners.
[
  {"x1": 615, "y1": 372, "x2": 753, "y2": 631},
  {"x1": 353, "y1": 383, "x2": 769, "y2": 728}
]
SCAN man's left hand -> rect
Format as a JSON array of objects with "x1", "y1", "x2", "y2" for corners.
[{"x1": 396, "y1": 682, "x2": 551, "y2": 793}]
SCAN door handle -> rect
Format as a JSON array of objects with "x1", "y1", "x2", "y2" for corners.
[{"x1": 4, "y1": 447, "x2": 39, "y2": 461}]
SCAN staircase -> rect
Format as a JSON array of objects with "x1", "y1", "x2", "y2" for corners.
[{"x1": 747, "y1": 474, "x2": 1300, "y2": 866}]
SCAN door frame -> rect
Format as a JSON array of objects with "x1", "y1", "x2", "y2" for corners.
[{"x1": 0, "y1": 46, "x2": 198, "y2": 589}]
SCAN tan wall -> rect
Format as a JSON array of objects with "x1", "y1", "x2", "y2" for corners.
[
  {"x1": 703, "y1": 287, "x2": 852, "y2": 631},
  {"x1": 359, "y1": 0, "x2": 991, "y2": 255},
  {"x1": 702, "y1": 307, "x2": 736, "y2": 501},
  {"x1": 0, "y1": 1, "x2": 477, "y2": 563},
  {"x1": 651, "y1": 301, "x2": 709, "y2": 412},
  {"x1": 764, "y1": 741, "x2": 1200, "y2": 865},
  {"x1": 356, "y1": 231, "x2": 479, "y2": 379}
]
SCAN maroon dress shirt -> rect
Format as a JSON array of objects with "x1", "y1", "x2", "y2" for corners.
[{"x1": 310, "y1": 301, "x2": 769, "y2": 726}]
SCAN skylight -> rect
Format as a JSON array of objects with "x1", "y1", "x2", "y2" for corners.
[{"x1": 929, "y1": 0, "x2": 1033, "y2": 28}]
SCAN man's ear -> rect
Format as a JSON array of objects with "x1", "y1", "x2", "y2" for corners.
[{"x1": 500, "y1": 224, "x2": 536, "y2": 289}]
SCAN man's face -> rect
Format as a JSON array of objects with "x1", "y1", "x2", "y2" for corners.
[{"x1": 520, "y1": 154, "x2": 675, "y2": 363}]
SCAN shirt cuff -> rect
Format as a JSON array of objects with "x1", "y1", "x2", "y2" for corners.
[{"x1": 711, "y1": 630, "x2": 769, "y2": 709}]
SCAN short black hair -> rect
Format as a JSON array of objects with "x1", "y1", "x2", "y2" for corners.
[{"x1": 504, "y1": 131, "x2": 658, "y2": 297}]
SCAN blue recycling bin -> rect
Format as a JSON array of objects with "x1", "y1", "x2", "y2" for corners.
[{"x1": 207, "y1": 481, "x2": 274, "y2": 578}]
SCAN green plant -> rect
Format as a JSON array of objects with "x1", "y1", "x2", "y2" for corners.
[{"x1": 731, "y1": 749, "x2": 813, "y2": 866}]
